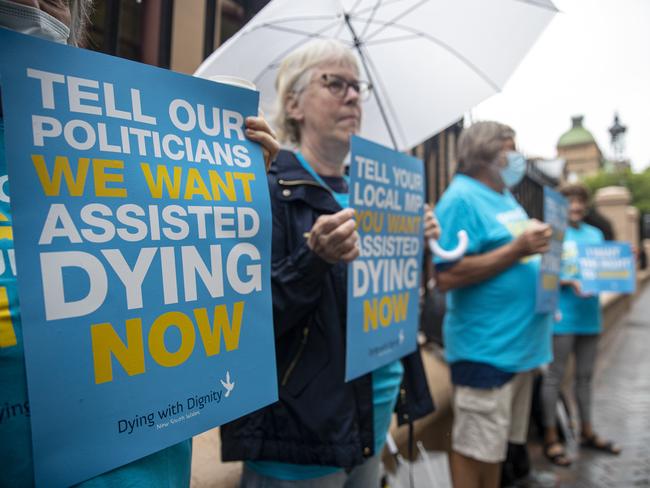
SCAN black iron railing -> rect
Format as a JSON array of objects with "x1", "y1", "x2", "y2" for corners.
[
  {"x1": 418, "y1": 120, "x2": 463, "y2": 204},
  {"x1": 512, "y1": 163, "x2": 557, "y2": 221}
]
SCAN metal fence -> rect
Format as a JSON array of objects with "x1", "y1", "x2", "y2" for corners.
[
  {"x1": 415, "y1": 120, "x2": 464, "y2": 204},
  {"x1": 512, "y1": 162, "x2": 558, "y2": 220}
]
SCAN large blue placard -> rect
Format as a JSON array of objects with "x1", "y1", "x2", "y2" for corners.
[
  {"x1": 577, "y1": 242, "x2": 636, "y2": 294},
  {"x1": 346, "y1": 136, "x2": 424, "y2": 381},
  {"x1": 0, "y1": 29, "x2": 276, "y2": 487},
  {"x1": 536, "y1": 186, "x2": 568, "y2": 313}
]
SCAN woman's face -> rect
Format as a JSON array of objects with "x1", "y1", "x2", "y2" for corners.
[
  {"x1": 568, "y1": 196, "x2": 587, "y2": 226},
  {"x1": 290, "y1": 60, "x2": 362, "y2": 150}
]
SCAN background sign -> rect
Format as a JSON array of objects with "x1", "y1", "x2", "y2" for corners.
[
  {"x1": 578, "y1": 242, "x2": 636, "y2": 294},
  {"x1": 536, "y1": 186, "x2": 568, "y2": 312},
  {"x1": 346, "y1": 136, "x2": 424, "y2": 381},
  {"x1": 0, "y1": 29, "x2": 277, "y2": 487}
]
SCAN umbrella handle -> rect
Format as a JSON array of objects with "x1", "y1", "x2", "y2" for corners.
[
  {"x1": 385, "y1": 432, "x2": 406, "y2": 467},
  {"x1": 428, "y1": 230, "x2": 469, "y2": 261},
  {"x1": 386, "y1": 432, "x2": 399, "y2": 455}
]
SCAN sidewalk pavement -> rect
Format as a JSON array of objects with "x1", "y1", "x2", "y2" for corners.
[
  {"x1": 190, "y1": 283, "x2": 650, "y2": 487},
  {"x1": 527, "y1": 283, "x2": 650, "y2": 487}
]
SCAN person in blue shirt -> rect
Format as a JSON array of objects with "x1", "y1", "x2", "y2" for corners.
[
  {"x1": 435, "y1": 121, "x2": 553, "y2": 488},
  {"x1": 540, "y1": 183, "x2": 622, "y2": 466},
  {"x1": 0, "y1": 1, "x2": 279, "y2": 486}
]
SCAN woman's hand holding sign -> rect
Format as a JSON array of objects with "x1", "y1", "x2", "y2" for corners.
[
  {"x1": 560, "y1": 279, "x2": 594, "y2": 298},
  {"x1": 423, "y1": 203, "x2": 441, "y2": 241},
  {"x1": 245, "y1": 116, "x2": 280, "y2": 171},
  {"x1": 571, "y1": 280, "x2": 593, "y2": 297},
  {"x1": 307, "y1": 208, "x2": 359, "y2": 264},
  {"x1": 513, "y1": 219, "x2": 553, "y2": 257}
]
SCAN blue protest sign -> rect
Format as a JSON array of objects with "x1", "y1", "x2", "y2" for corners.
[
  {"x1": 346, "y1": 136, "x2": 423, "y2": 381},
  {"x1": 577, "y1": 242, "x2": 636, "y2": 294},
  {"x1": 0, "y1": 29, "x2": 276, "y2": 487},
  {"x1": 536, "y1": 187, "x2": 568, "y2": 313}
]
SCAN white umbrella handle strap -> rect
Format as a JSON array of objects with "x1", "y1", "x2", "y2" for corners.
[{"x1": 429, "y1": 230, "x2": 469, "y2": 261}]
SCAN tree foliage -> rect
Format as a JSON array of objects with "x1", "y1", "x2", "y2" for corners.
[{"x1": 584, "y1": 168, "x2": 650, "y2": 215}]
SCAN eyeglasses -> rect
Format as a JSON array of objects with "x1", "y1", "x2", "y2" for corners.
[{"x1": 315, "y1": 73, "x2": 372, "y2": 101}]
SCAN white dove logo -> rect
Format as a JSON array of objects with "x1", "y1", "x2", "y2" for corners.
[
  {"x1": 220, "y1": 371, "x2": 235, "y2": 398},
  {"x1": 398, "y1": 329, "x2": 405, "y2": 345}
]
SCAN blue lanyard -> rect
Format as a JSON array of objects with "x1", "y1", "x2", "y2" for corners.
[{"x1": 295, "y1": 151, "x2": 350, "y2": 209}]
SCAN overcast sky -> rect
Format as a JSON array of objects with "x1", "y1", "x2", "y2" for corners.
[{"x1": 472, "y1": 0, "x2": 650, "y2": 172}]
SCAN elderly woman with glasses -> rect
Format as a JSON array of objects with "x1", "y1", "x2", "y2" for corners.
[{"x1": 220, "y1": 39, "x2": 439, "y2": 487}]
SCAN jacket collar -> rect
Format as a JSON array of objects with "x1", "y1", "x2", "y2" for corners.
[{"x1": 271, "y1": 149, "x2": 344, "y2": 214}]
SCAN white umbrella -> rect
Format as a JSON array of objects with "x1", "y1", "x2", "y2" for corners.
[{"x1": 196, "y1": 0, "x2": 557, "y2": 151}]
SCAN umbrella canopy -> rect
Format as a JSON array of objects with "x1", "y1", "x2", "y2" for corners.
[{"x1": 196, "y1": 0, "x2": 557, "y2": 151}]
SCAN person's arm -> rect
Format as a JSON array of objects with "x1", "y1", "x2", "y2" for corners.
[
  {"x1": 437, "y1": 241, "x2": 524, "y2": 291},
  {"x1": 437, "y1": 219, "x2": 552, "y2": 292}
]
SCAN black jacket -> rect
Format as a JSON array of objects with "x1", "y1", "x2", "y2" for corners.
[{"x1": 221, "y1": 150, "x2": 434, "y2": 468}]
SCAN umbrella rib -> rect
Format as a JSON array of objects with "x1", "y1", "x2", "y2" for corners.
[
  {"x1": 362, "y1": 0, "x2": 429, "y2": 43},
  {"x1": 239, "y1": 14, "x2": 340, "y2": 39},
  {"x1": 353, "y1": 0, "x2": 556, "y2": 40},
  {"x1": 359, "y1": 43, "x2": 408, "y2": 148},
  {"x1": 333, "y1": 20, "x2": 347, "y2": 39},
  {"x1": 250, "y1": 20, "x2": 350, "y2": 86},
  {"x1": 358, "y1": 0, "x2": 383, "y2": 39},
  {"x1": 362, "y1": 33, "x2": 421, "y2": 46},
  {"x1": 250, "y1": 23, "x2": 339, "y2": 40},
  {"x1": 353, "y1": 17, "x2": 501, "y2": 91},
  {"x1": 246, "y1": 14, "x2": 340, "y2": 29},
  {"x1": 350, "y1": 0, "x2": 411, "y2": 17}
]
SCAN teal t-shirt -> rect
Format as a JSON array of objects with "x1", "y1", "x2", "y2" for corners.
[
  {"x1": 434, "y1": 174, "x2": 552, "y2": 372},
  {"x1": 0, "y1": 120, "x2": 192, "y2": 487},
  {"x1": 246, "y1": 361, "x2": 404, "y2": 480},
  {"x1": 555, "y1": 222, "x2": 604, "y2": 335},
  {"x1": 371, "y1": 360, "x2": 404, "y2": 453}
]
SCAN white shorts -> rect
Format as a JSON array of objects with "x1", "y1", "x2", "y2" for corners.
[{"x1": 452, "y1": 371, "x2": 534, "y2": 463}]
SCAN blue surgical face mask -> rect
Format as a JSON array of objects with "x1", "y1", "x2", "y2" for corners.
[
  {"x1": 500, "y1": 151, "x2": 526, "y2": 188},
  {"x1": 0, "y1": 0, "x2": 70, "y2": 44}
]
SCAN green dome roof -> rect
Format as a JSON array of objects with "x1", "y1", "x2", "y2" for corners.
[{"x1": 558, "y1": 115, "x2": 596, "y2": 147}]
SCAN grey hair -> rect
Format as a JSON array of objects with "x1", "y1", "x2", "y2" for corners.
[
  {"x1": 68, "y1": 0, "x2": 93, "y2": 47},
  {"x1": 457, "y1": 121, "x2": 515, "y2": 175},
  {"x1": 273, "y1": 38, "x2": 359, "y2": 144}
]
